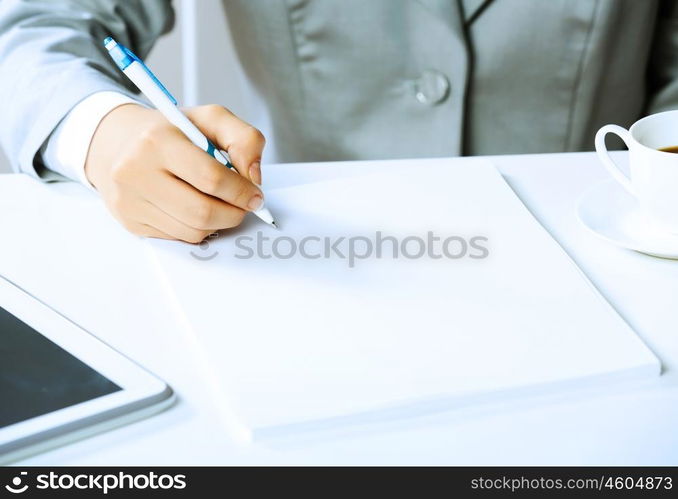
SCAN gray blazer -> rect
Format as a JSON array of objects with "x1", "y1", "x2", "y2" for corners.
[{"x1": 1, "y1": 0, "x2": 677, "y2": 178}]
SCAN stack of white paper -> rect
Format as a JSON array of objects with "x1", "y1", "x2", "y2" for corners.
[{"x1": 149, "y1": 160, "x2": 660, "y2": 437}]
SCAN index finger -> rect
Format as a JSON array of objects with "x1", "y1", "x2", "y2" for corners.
[
  {"x1": 162, "y1": 130, "x2": 264, "y2": 212},
  {"x1": 184, "y1": 105, "x2": 266, "y2": 184}
]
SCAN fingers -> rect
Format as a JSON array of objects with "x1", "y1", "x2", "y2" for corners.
[
  {"x1": 142, "y1": 171, "x2": 247, "y2": 231},
  {"x1": 133, "y1": 223, "x2": 176, "y2": 241},
  {"x1": 110, "y1": 192, "x2": 214, "y2": 244},
  {"x1": 161, "y1": 130, "x2": 263, "y2": 212},
  {"x1": 139, "y1": 202, "x2": 215, "y2": 243},
  {"x1": 184, "y1": 105, "x2": 266, "y2": 184}
]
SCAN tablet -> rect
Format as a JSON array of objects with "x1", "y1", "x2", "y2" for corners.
[{"x1": 0, "y1": 274, "x2": 174, "y2": 464}]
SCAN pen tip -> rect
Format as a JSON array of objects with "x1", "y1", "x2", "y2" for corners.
[{"x1": 271, "y1": 221, "x2": 278, "y2": 229}]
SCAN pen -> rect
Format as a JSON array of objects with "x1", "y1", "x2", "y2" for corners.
[{"x1": 103, "y1": 37, "x2": 277, "y2": 228}]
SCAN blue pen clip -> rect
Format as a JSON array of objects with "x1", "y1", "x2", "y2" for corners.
[{"x1": 104, "y1": 37, "x2": 177, "y2": 105}]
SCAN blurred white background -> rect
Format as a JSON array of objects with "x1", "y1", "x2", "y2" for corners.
[{"x1": 0, "y1": 0, "x2": 271, "y2": 174}]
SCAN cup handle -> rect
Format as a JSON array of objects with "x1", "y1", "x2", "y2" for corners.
[{"x1": 594, "y1": 124, "x2": 635, "y2": 195}]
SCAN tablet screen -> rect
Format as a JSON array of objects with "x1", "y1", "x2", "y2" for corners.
[{"x1": 0, "y1": 304, "x2": 121, "y2": 428}]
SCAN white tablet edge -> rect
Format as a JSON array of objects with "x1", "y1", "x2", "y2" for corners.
[{"x1": 0, "y1": 274, "x2": 175, "y2": 463}]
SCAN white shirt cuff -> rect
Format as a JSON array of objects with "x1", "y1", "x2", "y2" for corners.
[{"x1": 41, "y1": 91, "x2": 144, "y2": 188}]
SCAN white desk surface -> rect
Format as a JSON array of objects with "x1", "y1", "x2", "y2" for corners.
[{"x1": 1, "y1": 151, "x2": 676, "y2": 465}]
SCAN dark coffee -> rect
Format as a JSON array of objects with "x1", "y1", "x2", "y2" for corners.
[{"x1": 659, "y1": 145, "x2": 678, "y2": 153}]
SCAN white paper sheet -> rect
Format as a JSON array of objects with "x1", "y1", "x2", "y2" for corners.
[{"x1": 148, "y1": 160, "x2": 660, "y2": 436}]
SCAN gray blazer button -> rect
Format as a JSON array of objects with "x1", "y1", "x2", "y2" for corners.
[{"x1": 414, "y1": 70, "x2": 450, "y2": 105}]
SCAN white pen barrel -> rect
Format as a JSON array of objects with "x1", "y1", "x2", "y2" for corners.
[{"x1": 124, "y1": 63, "x2": 210, "y2": 153}]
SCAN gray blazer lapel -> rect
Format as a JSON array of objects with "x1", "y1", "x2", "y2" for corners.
[
  {"x1": 460, "y1": 0, "x2": 495, "y2": 24},
  {"x1": 415, "y1": 0, "x2": 466, "y2": 36}
]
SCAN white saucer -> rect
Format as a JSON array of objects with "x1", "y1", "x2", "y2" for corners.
[{"x1": 576, "y1": 180, "x2": 678, "y2": 259}]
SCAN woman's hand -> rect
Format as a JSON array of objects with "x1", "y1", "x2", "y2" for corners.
[{"x1": 85, "y1": 104, "x2": 265, "y2": 243}]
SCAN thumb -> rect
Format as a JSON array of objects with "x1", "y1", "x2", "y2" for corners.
[{"x1": 184, "y1": 104, "x2": 266, "y2": 185}]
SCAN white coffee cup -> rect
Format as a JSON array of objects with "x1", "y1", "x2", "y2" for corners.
[{"x1": 595, "y1": 110, "x2": 678, "y2": 233}]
